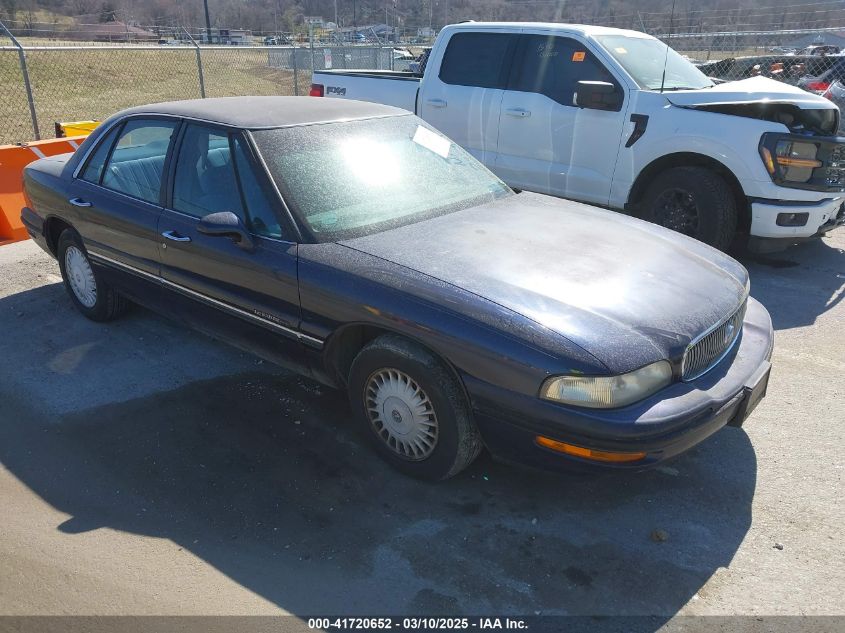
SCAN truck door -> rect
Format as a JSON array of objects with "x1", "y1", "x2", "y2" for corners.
[
  {"x1": 417, "y1": 30, "x2": 516, "y2": 170},
  {"x1": 495, "y1": 34, "x2": 627, "y2": 205}
]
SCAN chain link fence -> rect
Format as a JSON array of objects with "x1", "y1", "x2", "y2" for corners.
[
  {"x1": 0, "y1": 23, "x2": 397, "y2": 145},
  {"x1": 3, "y1": 14, "x2": 845, "y2": 145}
]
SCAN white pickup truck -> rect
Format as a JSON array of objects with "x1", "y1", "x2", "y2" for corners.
[{"x1": 311, "y1": 22, "x2": 845, "y2": 252}]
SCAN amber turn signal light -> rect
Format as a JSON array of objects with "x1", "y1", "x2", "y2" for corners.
[
  {"x1": 535, "y1": 436, "x2": 646, "y2": 463},
  {"x1": 775, "y1": 156, "x2": 823, "y2": 168}
]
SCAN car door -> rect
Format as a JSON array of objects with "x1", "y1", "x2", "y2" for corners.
[
  {"x1": 417, "y1": 30, "x2": 516, "y2": 169},
  {"x1": 157, "y1": 123, "x2": 307, "y2": 372},
  {"x1": 68, "y1": 117, "x2": 178, "y2": 277},
  {"x1": 495, "y1": 33, "x2": 628, "y2": 206}
]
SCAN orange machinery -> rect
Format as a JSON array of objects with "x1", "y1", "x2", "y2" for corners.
[{"x1": 0, "y1": 136, "x2": 87, "y2": 245}]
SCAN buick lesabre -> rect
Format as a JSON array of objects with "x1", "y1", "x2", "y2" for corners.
[{"x1": 21, "y1": 97, "x2": 773, "y2": 480}]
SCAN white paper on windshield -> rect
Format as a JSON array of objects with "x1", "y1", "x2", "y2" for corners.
[{"x1": 413, "y1": 125, "x2": 451, "y2": 159}]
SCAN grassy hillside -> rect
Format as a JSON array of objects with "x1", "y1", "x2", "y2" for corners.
[{"x1": 0, "y1": 47, "x2": 301, "y2": 144}]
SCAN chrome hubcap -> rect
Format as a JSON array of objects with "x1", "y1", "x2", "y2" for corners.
[
  {"x1": 365, "y1": 368, "x2": 438, "y2": 461},
  {"x1": 65, "y1": 246, "x2": 97, "y2": 308}
]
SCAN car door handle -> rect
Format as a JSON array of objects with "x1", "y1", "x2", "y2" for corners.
[
  {"x1": 68, "y1": 197, "x2": 92, "y2": 207},
  {"x1": 426, "y1": 98, "x2": 447, "y2": 108},
  {"x1": 505, "y1": 108, "x2": 531, "y2": 118},
  {"x1": 161, "y1": 230, "x2": 191, "y2": 243}
]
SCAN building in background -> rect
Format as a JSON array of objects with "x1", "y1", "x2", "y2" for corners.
[
  {"x1": 68, "y1": 20, "x2": 158, "y2": 42},
  {"x1": 200, "y1": 28, "x2": 253, "y2": 45}
]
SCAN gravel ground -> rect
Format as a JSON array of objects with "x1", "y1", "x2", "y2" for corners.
[{"x1": 0, "y1": 234, "x2": 843, "y2": 619}]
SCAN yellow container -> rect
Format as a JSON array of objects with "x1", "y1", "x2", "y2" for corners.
[{"x1": 54, "y1": 120, "x2": 99, "y2": 138}]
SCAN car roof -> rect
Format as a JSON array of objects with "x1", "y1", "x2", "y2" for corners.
[
  {"x1": 443, "y1": 21, "x2": 653, "y2": 39},
  {"x1": 114, "y1": 96, "x2": 409, "y2": 129}
]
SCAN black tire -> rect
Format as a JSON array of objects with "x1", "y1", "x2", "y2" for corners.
[
  {"x1": 348, "y1": 335, "x2": 483, "y2": 481},
  {"x1": 57, "y1": 229, "x2": 129, "y2": 322},
  {"x1": 641, "y1": 166, "x2": 738, "y2": 251}
]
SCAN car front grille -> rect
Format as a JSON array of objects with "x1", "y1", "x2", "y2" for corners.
[{"x1": 681, "y1": 299, "x2": 747, "y2": 381}]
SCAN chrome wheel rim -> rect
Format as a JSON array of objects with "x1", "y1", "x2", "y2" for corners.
[
  {"x1": 65, "y1": 245, "x2": 97, "y2": 308},
  {"x1": 364, "y1": 368, "x2": 438, "y2": 461}
]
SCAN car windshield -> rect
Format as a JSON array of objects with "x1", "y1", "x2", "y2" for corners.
[
  {"x1": 594, "y1": 34, "x2": 714, "y2": 91},
  {"x1": 251, "y1": 115, "x2": 512, "y2": 241}
]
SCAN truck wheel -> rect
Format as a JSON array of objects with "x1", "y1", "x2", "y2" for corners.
[
  {"x1": 57, "y1": 229, "x2": 129, "y2": 322},
  {"x1": 641, "y1": 166, "x2": 738, "y2": 251},
  {"x1": 348, "y1": 335, "x2": 483, "y2": 481}
]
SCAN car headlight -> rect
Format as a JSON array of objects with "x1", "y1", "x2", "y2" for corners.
[
  {"x1": 760, "y1": 137, "x2": 822, "y2": 184},
  {"x1": 539, "y1": 360, "x2": 673, "y2": 409}
]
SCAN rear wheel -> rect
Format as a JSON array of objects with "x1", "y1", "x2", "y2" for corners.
[
  {"x1": 641, "y1": 166, "x2": 738, "y2": 251},
  {"x1": 57, "y1": 229, "x2": 129, "y2": 321},
  {"x1": 348, "y1": 335, "x2": 482, "y2": 480}
]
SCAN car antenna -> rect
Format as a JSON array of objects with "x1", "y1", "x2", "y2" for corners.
[{"x1": 659, "y1": 0, "x2": 677, "y2": 93}]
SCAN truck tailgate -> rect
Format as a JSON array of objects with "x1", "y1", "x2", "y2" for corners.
[{"x1": 312, "y1": 70, "x2": 420, "y2": 112}]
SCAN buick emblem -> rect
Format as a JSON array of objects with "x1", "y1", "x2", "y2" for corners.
[{"x1": 724, "y1": 322, "x2": 735, "y2": 344}]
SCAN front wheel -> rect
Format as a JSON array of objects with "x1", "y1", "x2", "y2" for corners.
[
  {"x1": 641, "y1": 166, "x2": 738, "y2": 251},
  {"x1": 348, "y1": 335, "x2": 483, "y2": 480}
]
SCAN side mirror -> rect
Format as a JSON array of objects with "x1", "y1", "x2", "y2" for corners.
[
  {"x1": 197, "y1": 211, "x2": 254, "y2": 251},
  {"x1": 574, "y1": 80, "x2": 622, "y2": 111}
]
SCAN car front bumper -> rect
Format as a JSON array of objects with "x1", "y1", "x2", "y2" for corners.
[{"x1": 466, "y1": 296, "x2": 774, "y2": 472}]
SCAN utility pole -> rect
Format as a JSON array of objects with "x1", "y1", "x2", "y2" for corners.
[{"x1": 202, "y1": 0, "x2": 211, "y2": 43}]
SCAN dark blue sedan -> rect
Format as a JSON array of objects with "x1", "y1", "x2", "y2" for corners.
[{"x1": 21, "y1": 97, "x2": 773, "y2": 480}]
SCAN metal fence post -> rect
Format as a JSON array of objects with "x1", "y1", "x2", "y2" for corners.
[
  {"x1": 1, "y1": 20, "x2": 40, "y2": 140},
  {"x1": 309, "y1": 23, "x2": 315, "y2": 73},
  {"x1": 183, "y1": 27, "x2": 206, "y2": 98},
  {"x1": 292, "y1": 47, "x2": 299, "y2": 95}
]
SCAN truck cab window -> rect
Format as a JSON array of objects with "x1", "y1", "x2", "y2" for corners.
[
  {"x1": 511, "y1": 35, "x2": 617, "y2": 106},
  {"x1": 439, "y1": 32, "x2": 514, "y2": 89}
]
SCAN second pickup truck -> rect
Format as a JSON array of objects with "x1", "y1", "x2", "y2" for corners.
[{"x1": 311, "y1": 22, "x2": 845, "y2": 252}]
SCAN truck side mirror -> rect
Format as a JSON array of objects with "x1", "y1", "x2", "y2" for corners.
[{"x1": 574, "y1": 81, "x2": 622, "y2": 112}]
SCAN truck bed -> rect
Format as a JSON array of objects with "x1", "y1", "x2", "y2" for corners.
[{"x1": 312, "y1": 69, "x2": 421, "y2": 112}]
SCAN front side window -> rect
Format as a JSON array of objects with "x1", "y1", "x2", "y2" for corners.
[
  {"x1": 511, "y1": 35, "x2": 618, "y2": 106},
  {"x1": 594, "y1": 34, "x2": 713, "y2": 91},
  {"x1": 232, "y1": 136, "x2": 283, "y2": 239},
  {"x1": 172, "y1": 125, "x2": 244, "y2": 219},
  {"x1": 439, "y1": 32, "x2": 514, "y2": 88},
  {"x1": 251, "y1": 115, "x2": 512, "y2": 241},
  {"x1": 101, "y1": 119, "x2": 177, "y2": 204}
]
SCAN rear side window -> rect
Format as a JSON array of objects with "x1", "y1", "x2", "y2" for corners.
[
  {"x1": 80, "y1": 125, "x2": 120, "y2": 184},
  {"x1": 511, "y1": 35, "x2": 618, "y2": 107},
  {"x1": 439, "y1": 32, "x2": 513, "y2": 89},
  {"x1": 101, "y1": 119, "x2": 177, "y2": 204}
]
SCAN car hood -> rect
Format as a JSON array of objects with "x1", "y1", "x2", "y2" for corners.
[
  {"x1": 665, "y1": 75, "x2": 834, "y2": 110},
  {"x1": 340, "y1": 193, "x2": 749, "y2": 373}
]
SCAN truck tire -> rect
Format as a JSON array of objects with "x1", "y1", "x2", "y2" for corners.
[
  {"x1": 348, "y1": 334, "x2": 483, "y2": 481},
  {"x1": 57, "y1": 229, "x2": 129, "y2": 322},
  {"x1": 641, "y1": 166, "x2": 738, "y2": 251}
]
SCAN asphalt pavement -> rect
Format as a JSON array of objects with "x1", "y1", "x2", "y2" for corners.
[{"x1": 0, "y1": 233, "x2": 843, "y2": 619}]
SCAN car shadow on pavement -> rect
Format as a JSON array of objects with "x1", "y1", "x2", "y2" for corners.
[
  {"x1": 738, "y1": 236, "x2": 845, "y2": 330},
  {"x1": 0, "y1": 300, "x2": 758, "y2": 623}
]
